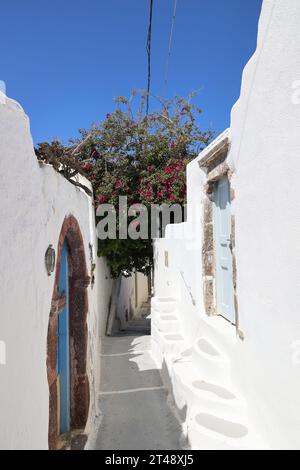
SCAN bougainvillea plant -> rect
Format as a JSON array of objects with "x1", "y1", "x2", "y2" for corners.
[{"x1": 35, "y1": 92, "x2": 214, "y2": 277}]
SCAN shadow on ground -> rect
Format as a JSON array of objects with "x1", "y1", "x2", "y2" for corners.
[{"x1": 93, "y1": 317, "x2": 188, "y2": 450}]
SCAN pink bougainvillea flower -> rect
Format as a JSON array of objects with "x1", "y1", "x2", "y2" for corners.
[
  {"x1": 96, "y1": 194, "x2": 107, "y2": 204},
  {"x1": 115, "y1": 179, "x2": 124, "y2": 189},
  {"x1": 82, "y1": 162, "x2": 93, "y2": 172},
  {"x1": 131, "y1": 203, "x2": 143, "y2": 211}
]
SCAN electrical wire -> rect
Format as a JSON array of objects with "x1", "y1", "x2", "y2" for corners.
[
  {"x1": 146, "y1": 0, "x2": 154, "y2": 115},
  {"x1": 164, "y1": 0, "x2": 177, "y2": 93}
]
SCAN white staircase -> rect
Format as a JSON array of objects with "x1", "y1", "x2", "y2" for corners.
[
  {"x1": 151, "y1": 296, "x2": 268, "y2": 450},
  {"x1": 151, "y1": 297, "x2": 188, "y2": 359}
]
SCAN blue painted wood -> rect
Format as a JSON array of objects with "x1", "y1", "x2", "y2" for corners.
[
  {"x1": 57, "y1": 240, "x2": 70, "y2": 434},
  {"x1": 214, "y1": 177, "x2": 235, "y2": 323}
]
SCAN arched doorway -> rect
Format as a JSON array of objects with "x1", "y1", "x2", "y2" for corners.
[{"x1": 47, "y1": 215, "x2": 90, "y2": 449}]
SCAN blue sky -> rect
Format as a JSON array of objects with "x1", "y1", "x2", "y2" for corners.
[{"x1": 0, "y1": 0, "x2": 262, "y2": 143}]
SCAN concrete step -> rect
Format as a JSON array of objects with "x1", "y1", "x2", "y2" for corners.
[
  {"x1": 198, "y1": 315, "x2": 238, "y2": 357},
  {"x1": 153, "y1": 313, "x2": 181, "y2": 333},
  {"x1": 151, "y1": 296, "x2": 178, "y2": 314},
  {"x1": 157, "y1": 351, "x2": 267, "y2": 449},
  {"x1": 166, "y1": 358, "x2": 246, "y2": 422},
  {"x1": 189, "y1": 380, "x2": 247, "y2": 423},
  {"x1": 192, "y1": 337, "x2": 231, "y2": 388},
  {"x1": 164, "y1": 359, "x2": 195, "y2": 411},
  {"x1": 122, "y1": 319, "x2": 151, "y2": 335},
  {"x1": 127, "y1": 319, "x2": 150, "y2": 327},
  {"x1": 149, "y1": 308, "x2": 267, "y2": 450},
  {"x1": 151, "y1": 322, "x2": 186, "y2": 357},
  {"x1": 188, "y1": 412, "x2": 267, "y2": 450}
]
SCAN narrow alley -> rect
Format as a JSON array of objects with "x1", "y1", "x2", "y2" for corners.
[
  {"x1": 2, "y1": 0, "x2": 300, "y2": 452},
  {"x1": 92, "y1": 315, "x2": 186, "y2": 450}
]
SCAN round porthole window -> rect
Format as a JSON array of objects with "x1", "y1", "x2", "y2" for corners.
[{"x1": 45, "y1": 244, "x2": 56, "y2": 276}]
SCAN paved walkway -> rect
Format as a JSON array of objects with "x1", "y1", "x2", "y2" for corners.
[{"x1": 92, "y1": 318, "x2": 185, "y2": 450}]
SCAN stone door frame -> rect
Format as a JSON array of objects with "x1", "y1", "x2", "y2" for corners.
[
  {"x1": 198, "y1": 130, "x2": 241, "y2": 336},
  {"x1": 46, "y1": 215, "x2": 90, "y2": 449}
]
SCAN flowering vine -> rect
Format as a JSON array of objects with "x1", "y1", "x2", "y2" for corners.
[{"x1": 35, "y1": 92, "x2": 214, "y2": 277}]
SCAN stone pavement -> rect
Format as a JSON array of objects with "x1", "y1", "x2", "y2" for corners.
[{"x1": 91, "y1": 317, "x2": 185, "y2": 450}]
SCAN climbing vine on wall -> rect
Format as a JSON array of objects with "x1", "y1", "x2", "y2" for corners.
[{"x1": 35, "y1": 91, "x2": 214, "y2": 277}]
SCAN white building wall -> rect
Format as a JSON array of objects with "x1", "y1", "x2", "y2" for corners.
[
  {"x1": 135, "y1": 272, "x2": 149, "y2": 313},
  {"x1": 116, "y1": 273, "x2": 149, "y2": 329},
  {"x1": 0, "y1": 97, "x2": 113, "y2": 449},
  {"x1": 153, "y1": 0, "x2": 300, "y2": 449},
  {"x1": 229, "y1": 0, "x2": 300, "y2": 448}
]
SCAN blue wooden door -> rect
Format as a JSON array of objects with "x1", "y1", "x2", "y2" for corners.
[
  {"x1": 57, "y1": 240, "x2": 70, "y2": 433},
  {"x1": 214, "y1": 177, "x2": 235, "y2": 323}
]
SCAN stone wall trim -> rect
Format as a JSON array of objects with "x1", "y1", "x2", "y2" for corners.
[{"x1": 47, "y1": 215, "x2": 90, "y2": 450}]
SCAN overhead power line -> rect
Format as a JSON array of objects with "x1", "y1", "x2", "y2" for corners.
[
  {"x1": 146, "y1": 0, "x2": 154, "y2": 115},
  {"x1": 164, "y1": 0, "x2": 178, "y2": 92}
]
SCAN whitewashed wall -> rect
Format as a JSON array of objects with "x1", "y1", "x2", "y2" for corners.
[
  {"x1": 116, "y1": 273, "x2": 149, "y2": 329},
  {"x1": 154, "y1": 0, "x2": 300, "y2": 449},
  {"x1": 0, "y1": 97, "x2": 113, "y2": 449}
]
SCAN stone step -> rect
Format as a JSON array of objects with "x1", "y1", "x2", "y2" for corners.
[
  {"x1": 188, "y1": 412, "x2": 268, "y2": 450},
  {"x1": 150, "y1": 303, "x2": 267, "y2": 450},
  {"x1": 165, "y1": 358, "x2": 246, "y2": 422},
  {"x1": 152, "y1": 313, "x2": 181, "y2": 333},
  {"x1": 151, "y1": 322, "x2": 187, "y2": 357},
  {"x1": 189, "y1": 380, "x2": 247, "y2": 423},
  {"x1": 151, "y1": 296, "x2": 178, "y2": 314},
  {"x1": 192, "y1": 337, "x2": 231, "y2": 388}
]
